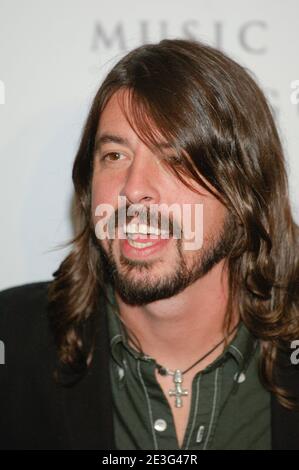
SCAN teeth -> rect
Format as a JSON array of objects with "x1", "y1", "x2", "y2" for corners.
[
  {"x1": 124, "y1": 223, "x2": 159, "y2": 235},
  {"x1": 123, "y1": 223, "x2": 169, "y2": 237},
  {"x1": 127, "y1": 239, "x2": 156, "y2": 248}
]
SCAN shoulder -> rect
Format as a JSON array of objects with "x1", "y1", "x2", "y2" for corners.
[
  {"x1": 0, "y1": 281, "x2": 51, "y2": 319},
  {"x1": 0, "y1": 280, "x2": 51, "y2": 308},
  {"x1": 0, "y1": 281, "x2": 51, "y2": 328},
  {"x1": 272, "y1": 348, "x2": 299, "y2": 449},
  {"x1": 0, "y1": 281, "x2": 54, "y2": 365},
  {"x1": 274, "y1": 346, "x2": 299, "y2": 395}
]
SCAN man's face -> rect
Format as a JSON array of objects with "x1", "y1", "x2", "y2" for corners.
[{"x1": 91, "y1": 89, "x2": 233, "y2": 305}]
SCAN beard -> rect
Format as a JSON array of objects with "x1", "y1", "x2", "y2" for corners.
[{"x1": 93, "y1": 212, "x2": 236, "y2": 306}]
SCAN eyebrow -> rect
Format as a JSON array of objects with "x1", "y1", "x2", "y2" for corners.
[{"x1": 94, "y1": 132, "x2": 174, "y2": 153}]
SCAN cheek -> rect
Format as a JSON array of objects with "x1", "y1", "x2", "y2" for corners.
[
  {"x1": 91, "y1": 172, "x2": 126, "y2": 230},
  {"x1": 91, "y1": 181, "x2": 110, "y2": 230},
  {"x1": 91, "y1": 173, "x2": 116, "y2": 215},
  {"x1": 177, "y1": 190, "x2": 225, "y2": 242},
  {"x1": 202, "y1": 201, "x2": 227, "y2": 237}
]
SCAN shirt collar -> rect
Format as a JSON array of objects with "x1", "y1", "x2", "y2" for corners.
[
  {"x1": 106, "y1": 285, "x2": 257, "y2": 372},
  {"x1": 106, "y1": 284, "x2": 144, "y2": 368},
  {"x1": 227, "y1": 321, "x2": 258, "y2": 371}
]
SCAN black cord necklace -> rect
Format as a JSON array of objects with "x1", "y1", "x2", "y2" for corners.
[
  {"x1": 116, "y1": 302, "x2": 239, "y2": 409},
  {"x1": 154, "y1": 323, "x2": 240, "y2": 408}
]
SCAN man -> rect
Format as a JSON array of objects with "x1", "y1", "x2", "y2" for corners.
[{"x1": 0, "y1": 38, "x2": 298, "y2": 450}]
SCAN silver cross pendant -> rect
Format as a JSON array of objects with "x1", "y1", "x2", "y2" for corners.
[{"x1": 168, "y1": 369, "x2": 189, "y2": 408}]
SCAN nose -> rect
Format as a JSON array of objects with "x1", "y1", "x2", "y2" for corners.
[{"x1": 120, "y1": 148, "x2": 160, "y2": 206}]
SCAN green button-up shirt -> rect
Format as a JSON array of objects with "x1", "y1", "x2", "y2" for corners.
[{"x1": 105, "y1": 288, "x2": 271, "y2": 450}]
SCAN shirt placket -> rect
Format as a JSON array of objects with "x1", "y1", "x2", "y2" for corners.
[{"x1": 137, "y1": 358, "x2": 180, "y2": 450}]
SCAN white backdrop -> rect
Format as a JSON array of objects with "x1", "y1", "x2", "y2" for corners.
[{"x1": 0, "y1": 0, "x2": 298, "y2": 290}]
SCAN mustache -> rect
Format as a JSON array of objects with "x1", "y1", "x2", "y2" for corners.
[{"x1": 107, "y1": 203, "x2": 182, "y2": 238}]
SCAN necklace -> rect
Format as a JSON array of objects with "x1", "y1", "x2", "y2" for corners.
[
  {"x1": 114, "y1": 301, "x2": 239, "y2": 408},
  {"x1": 154, "y1": 323, "x2": 239, "y2": 408}
]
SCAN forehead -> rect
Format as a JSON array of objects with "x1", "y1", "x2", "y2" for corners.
[
  {"x1": 99, "y1": 90, "x2": 127, "y2": 123},
  {"x1": 97, "y1": 89, "x2": 170, "y2": 150}
]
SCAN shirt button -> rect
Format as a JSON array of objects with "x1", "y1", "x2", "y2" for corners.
[
  {"x1": 154, "y1": 419, "x2": 167, "y2": 432},
  {"x1": 196, "y1": 425, "x2": 205, "y2": 443},
  {"x1": 118, "y1": 366, "x2": 125, "y2": 380},
  {"x1": 234, "y1": 371, "x2": 246, "y2": 383}
]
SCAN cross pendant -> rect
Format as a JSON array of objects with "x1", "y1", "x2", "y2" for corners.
[{"x1": 168, "y1": 369, "x2": 188, "y2": 408}]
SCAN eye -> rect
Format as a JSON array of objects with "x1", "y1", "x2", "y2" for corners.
[{"x1": 101, "y1": 152, "x2": 125, "y2": 162}]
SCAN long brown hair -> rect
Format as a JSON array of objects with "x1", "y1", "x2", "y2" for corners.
[{"x1": 48, "y1": 38, "x2": 299, "y2": 407}]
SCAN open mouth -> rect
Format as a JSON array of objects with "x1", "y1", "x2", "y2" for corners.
[
  {"x1": 120, "y1": 222, "x2": 171, "y2": 258},
  {"x1": 126, "y1": 237, "x2": 159, "y2": 249}
]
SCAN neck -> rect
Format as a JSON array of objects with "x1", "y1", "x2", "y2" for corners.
[{"x1": 114, "y1": 260, "x2": 239, "y2": 371}]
